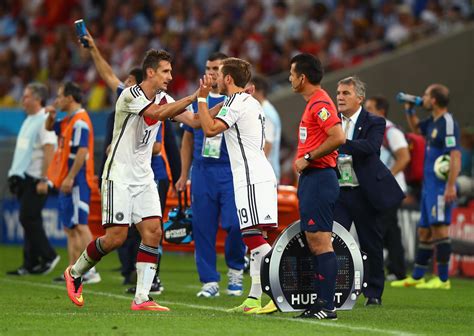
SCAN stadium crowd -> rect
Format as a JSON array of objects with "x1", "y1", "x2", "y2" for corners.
[{"x1": 0, "y1": 0, "x2": 472, "y2": 109}]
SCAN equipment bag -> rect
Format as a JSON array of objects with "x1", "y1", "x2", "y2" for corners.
[{"x1": 163, "y1": 189, "x2": 193, "y2": 244}]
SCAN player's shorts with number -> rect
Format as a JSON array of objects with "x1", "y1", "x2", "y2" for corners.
[
  {"x1": 234, "y1": 180, "x2": 278, "y2": 230},
  {"x1": 101, "y1": 180, "x2": 162, "y2": 227}
]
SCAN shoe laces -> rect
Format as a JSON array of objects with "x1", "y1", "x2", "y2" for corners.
[
  {"x1": 228, "y1": 269, "x2": 243, "y2": 287},
  {"x1": 201, "y1": 282, "x2": 219, "y2": 294},
  {"x1": 73, "y1": 276, "x2": 82, "y2": 293}
]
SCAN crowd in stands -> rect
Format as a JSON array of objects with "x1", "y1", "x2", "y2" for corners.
[{"x1": 0, "y1": 0, "x2": 472, "y2": 109}]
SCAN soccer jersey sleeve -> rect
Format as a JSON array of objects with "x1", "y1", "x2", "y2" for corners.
[
  {"x1": 264, "y1": 110, "x2": 276, "y2": 144},
  {"x1": 310, "y1": 103, "x2": 340, "y2": 133},
  {"x1": 72, "y1": 120, "x2": 90, "y2": 148},
  {"x1": 215, "y1": 104, "x2": 238, "y2": 129},
  {"x1": 445, "y1": 119, "x2": 461, "y2": 151},
  {"x1": 116, "y1": 86, "x2": 152, "y2": 116},
  {"x1": 386, "y1": 127, "x2": 408, "y2": 152}
]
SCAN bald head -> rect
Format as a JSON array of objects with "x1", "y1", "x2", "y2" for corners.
[{"x1": 427, "y1": 84, "x2": 450, "y2": 108}]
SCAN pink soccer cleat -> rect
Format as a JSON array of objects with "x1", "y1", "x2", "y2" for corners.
[
  {"x1": 131, "y1": 297, "x2": 170, "y2": 311},
  {"x1": 64, "y1": 266, "x2": 84, "y2": 307}
]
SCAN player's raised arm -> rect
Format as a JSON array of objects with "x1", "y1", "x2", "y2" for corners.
[{"x1": 81, "y1": 33, "x2": 121, "y2": 91}]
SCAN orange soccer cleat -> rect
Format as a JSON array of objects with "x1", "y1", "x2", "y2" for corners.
[
  {"x1": 131, "y1": 297, "x2": 170, "y2": 311},
  {"x1": 64, "y1": 266, "x2": 84, "y2": 307}
]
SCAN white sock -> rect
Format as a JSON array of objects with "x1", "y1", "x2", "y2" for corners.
[
  {"x1": 135, "y1": 262, "x2": 157, "y2": 304},
  {"x1": 248, "y1": 243, "x2": 272, "y2": 299},
  {"x1": 71, "y1": 250, "x2": 97, "y2": 278}
]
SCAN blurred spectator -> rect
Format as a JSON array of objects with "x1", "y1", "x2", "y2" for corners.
[
  {"x1": 0, "y1": 0, "x2": 470, "y2": 108},
  {"x1": 249, "y1": 75, "x2": 282, "y2": 181}
]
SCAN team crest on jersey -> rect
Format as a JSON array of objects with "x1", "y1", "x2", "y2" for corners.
[
  {"x1": 317, "y1": 107, "x2": 331, "y2": 121},
  {"x1": 431, "y1": 128, "x2": 438, "y2": 138},
  {"x1": 218, "y1": 107, "x2": 228, "y2": 117},
  {"x1": 299, "y1": 126, "x2": 307, "y2": 143},
  {"x1": 445, "y1": 136, "x2": 456, "y2": 147},
  {"x1": 115, "y1": 212, "x2": 124, "y2": 221}
]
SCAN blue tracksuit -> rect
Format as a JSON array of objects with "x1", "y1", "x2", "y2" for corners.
[
  {"x1": 182, "y1": 94, "x2": 245, "y2": 283},
  {"x1": 418, "y1": 113, "x2": 460, "y2": 227}
]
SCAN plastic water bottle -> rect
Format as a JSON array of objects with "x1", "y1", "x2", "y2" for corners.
[{"x1": 396, "y1": 92, "x2": 423, "y2": 106}]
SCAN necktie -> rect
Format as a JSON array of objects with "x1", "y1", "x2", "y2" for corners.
[{"x1": 343, "y1": 116, "x2": 351, "y2": 139}]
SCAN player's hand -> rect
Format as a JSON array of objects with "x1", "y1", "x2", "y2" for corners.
[
  {"x1": 36, "y1": 181, "x2": 49, "y2": 195},
  {"x1": 444, "y1": 184, "x2": 457, "y2": 203},
  {"x1": 294, "y1": 157, "x2": 310, "y2": 174},
  {"x1": 404, "y1": 102, "x2": 416, "y2": 115},
  {"x1": 199, "y1": 75, "x2": 212, "y2": 98},
  {"x1": 175, "y1": 176, "x2": 187, "y2": 192},
  {"x1": 60, "y1": 176, "x2": 74, "y2": 194},
  {"x1": 81, "y1": 32, "x2": 96, "y2": 50},
  {"x1": 45, "y1": 105, "x2": 57, "y2": 120},
  {"x1": 168, "y1": 184, "x2": 178, "y2": 198}
]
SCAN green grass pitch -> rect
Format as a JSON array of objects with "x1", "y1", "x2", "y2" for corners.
[{"x1": 0, "y1": 245, "x2": 473, "y2": 335}]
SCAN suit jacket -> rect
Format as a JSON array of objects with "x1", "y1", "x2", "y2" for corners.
[{"x1": 339, "y1": 108, "x2": 404, "y2": 211}]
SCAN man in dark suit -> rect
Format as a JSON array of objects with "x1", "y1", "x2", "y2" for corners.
[{"x1": 334, "y1": 76, "x2": 404, "y2": 306}]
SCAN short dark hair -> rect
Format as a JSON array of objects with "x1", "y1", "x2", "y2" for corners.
[
  {"x1": 208, "y1": 52, "x2": 228, "y2": 62},
  {"x1": 142, "y1": 49, "x2": 172, "y2": 79},
  {"x1": 221, "y1": 57, "x2": 252, "y2": 88},
  {"x1": 429, "y1": 84, "x2": 449, "y2": 108},
  {"x1": 290, "y1": 53, "x2": 324, "y2": 85},
  {"x1": 26, "y1": 82, "x2": 48, "y2": 107},
  {"x1": 62, "y1": 81, "x2": 82, "y2": 104},
  {"x1": 129, "y1": 67, "x2": 143, "y2": 84},
  {"x1": 368, "y1": 95, "x2": 389, "y2": 116},
  {"x1": 250, "y1": 75, "x2": 269, "y2": 96}
]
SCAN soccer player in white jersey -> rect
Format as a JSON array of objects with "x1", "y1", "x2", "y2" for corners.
[
  {"x1": 63, "y1": 49, "x2": 199, "y2": 311},
  {"x1": 197, "y1": 57, "x2": 278, "y2": 314}
]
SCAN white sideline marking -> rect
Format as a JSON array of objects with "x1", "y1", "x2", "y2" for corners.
[{"x1": 0, "y1": 278, "x2": 417, "y2": 336}]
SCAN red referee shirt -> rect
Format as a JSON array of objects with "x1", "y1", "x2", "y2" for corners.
[{"x1": 296, "y1": 88, "x2": 341, "y2": 168}]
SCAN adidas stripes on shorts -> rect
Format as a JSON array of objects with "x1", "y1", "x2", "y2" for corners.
[
  {"x1": 101, "y1": 179, "x2": 162, "y2": 227},
  {"x1": 234, "y1": 180, "x2": 278, "y2": 230}
]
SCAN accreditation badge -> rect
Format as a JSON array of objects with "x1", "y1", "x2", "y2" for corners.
[
  {"x1": 299, "y1": 126, "x2": 307, "y2": 143},
  {"x1": 202, "y1": 133, "x2": 223, "y2": 159}
]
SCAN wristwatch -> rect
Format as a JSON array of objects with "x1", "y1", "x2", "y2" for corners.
[{"x1": 304, "y1": 153, "x2": 312, "y2": 162}]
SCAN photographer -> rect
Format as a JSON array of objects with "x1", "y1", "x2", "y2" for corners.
[{"x1": 6, "y1": 83, "x2": 60, "y2": 276}]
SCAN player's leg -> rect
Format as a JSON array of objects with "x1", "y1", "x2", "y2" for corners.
[
  {"x1": 64, "y1": 180, "x2": 131, "y2": 306},
  {"x1": 65, "y1": 225, "x2": 129, "y2": 306},
  {"x1": 130, "y1": 182, "x2": 169, "y2": 311},
  {"x1": 154, "y1": 178, "x2": 170, "y2": 291},
  {"x1": 228, "y1": 182, "x2": 277, "y2": 314},
  {"x1": 71, "y1": 184, "x2": 101, "y2": 284},
  {"x1": 59, "y1": 192, "x2": 76, "y2": 265},
  {"x1": 218, "y1": 170, "x2": 245, "y2": 296},
  {"x1": 416, "y1": 222, "x2": 451, "y2": 289},
  {"x1": 392, "y1": 193, "x2": 432, "y2": 287},
  {"x1": 296, "y1": 168, "x2": 338, "y2": 319},
  {"x1": 192, "y1": 165, "x2": 220, "y2": 297}
]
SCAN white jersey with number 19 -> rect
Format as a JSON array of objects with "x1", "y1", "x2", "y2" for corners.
[
  {"x1": 103, "y1": 85, "x2": 174, "y2": 185},
  {"x1": 215, "y1": 92, "x2": 276, "y2": 187}
]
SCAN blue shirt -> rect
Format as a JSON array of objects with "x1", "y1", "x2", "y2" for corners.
[
  {"x1": 151, "y1": 124, "x2": 168, "y2": 181},
  {"x1": 182, "y1": 93, "x2": 228, "y2": 165},
  {"x1": 419, "y1": 112, "x2": 460, "y2": 185}
]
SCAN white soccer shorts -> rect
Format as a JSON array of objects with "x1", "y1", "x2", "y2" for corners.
[
  {"x1": 234, "y1": 180, "x2": 278, "y2": 230},
  {"x1": 101, "y1": 180, "x2": 162, "y2": 227}
]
